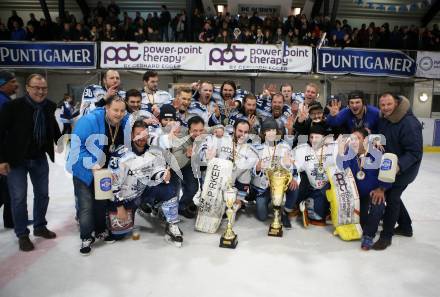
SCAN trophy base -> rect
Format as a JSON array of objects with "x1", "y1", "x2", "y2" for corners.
[
  {"x1": 219, "y1": 235, "x2": 238, "y2": 249},
  {"x1": 268, "y1": 226, "x2": 283, "y2": 237}
]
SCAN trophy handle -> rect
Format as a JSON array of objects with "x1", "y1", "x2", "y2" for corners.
[{"x1": 284, "y1": 172, "x2": 293, "y2": 192}]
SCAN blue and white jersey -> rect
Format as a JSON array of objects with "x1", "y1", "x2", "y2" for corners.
[
  {"x1": 80, "y1": 84, "x2": 126, "y2": 116},
  {"x1": 188, "y1": 98, "x2": 224, "y2": 127},
  {"x1": 198, "y1": 134, "x2": 259, "y2": 185},
  {"x1": 259, "y1": 105, "x2": 292, "y2": 130},
  {"x1": 140, "y1": 89, "x2": 172, "y2": 112},
  {"x1": 227, "y1": 109, "x2": 261, "y2": 134},
  {"x1": 292, "y1": 92, "x2": 304, "y2": 104},
  {"x1": 210, "y1": 87, "x2": 248, "y2": 107},
  {"x1": 109, "y1": 145, "x2": 167, "y2": 203},
  {"x1": 256, "y1": 95, "x2": 272, "y2": 118},
  {"x1": 251, "y1": 140, "x2": 297, "y2": 190},
  {"x1": 293, "y1": 142, "x2": 338, "y2": 190}
]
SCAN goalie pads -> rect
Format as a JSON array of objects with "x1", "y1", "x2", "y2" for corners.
[
  {"x1": 195, "y1": 157, "x2": 234, "y2": 233},
  {"x1": 325, "y1": 166, "x2": 362, "y2": 241}
]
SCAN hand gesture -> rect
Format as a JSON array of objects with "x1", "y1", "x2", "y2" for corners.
[
  {"x1": 285, "y1": 114, "x2": 295, "y2": 134},
  {"x1": 298, "y1": 105, "x2": 309, "y2": 123},
  {"x1": 151, "y1": 104, "x2": 160, "y2": 117},
  {"x1": 248, "y1": 114, "x2": 257, "y2": 128},
  {"x1": 105, "y1": 84, "x2": 119, "y2": 99},
  {"x1": 214, "y1": 104, "x2": 221, "y2": 118},
  {"x1": 185, "y1": 145, "x2": 193, "y2": 158}
]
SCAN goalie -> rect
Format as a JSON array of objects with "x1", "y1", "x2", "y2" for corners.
[{"x1": 336, "y1": 128, "x2": 391, "y2": 250}]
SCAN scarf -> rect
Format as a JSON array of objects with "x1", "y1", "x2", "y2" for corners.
[{"x1": 25, "y1": 95, "x2": 47, "y2": 148}]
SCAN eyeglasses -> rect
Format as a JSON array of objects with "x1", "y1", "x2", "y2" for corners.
[{"x1": 28, "y1": 85, "x2": 48, "y2": 92}]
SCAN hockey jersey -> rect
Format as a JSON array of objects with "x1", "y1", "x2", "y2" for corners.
[
  {"x1": 293, "y1": 142, "x2": 338, "y2": 189},
  {"x1": 140, "y1": 89, "x2": 172, "y2": 112},
  {"x1": 227, "y1": 109, "x2": 261, "y2": 134},
  {"x1": 251, "y1": 140, "x2": 297, "y2": 190},
  {"x1": 198, "y1": 134, "x2": 259, "y2": 185},
  {"x1": 80, "y1": 84, "x2": 126, "y2": 116},
  {"x1": 187, "y1": 98, "x2": 225, "y2": 127},
  {"x1": 109, "y1": 145, "x2": 167, "y2": 205}
]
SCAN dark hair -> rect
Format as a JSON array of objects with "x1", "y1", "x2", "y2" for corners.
[
  {"x1": 352, "y1": 127, "x2": 369, "y2": 138},
  {"x1": 106, "y1": 95, "x2": 125, "y2": 106},
  {"x1": 240, "y1": 93, "x2": 256, "y2": 113},
  {"x1": 132, "y1": 119, "x2": 148, "y2": 130},
  {"x1": 142, "y1": 70, "x2": 158, "y2": 82},
  {"x1": 271, "y1": 92, "x2": 284, "y2": 101},
  {"x1": 220, "y1": 80, "x2": 237, "y2": 97},
  {"x1": 380, "y1": 92, "x2": 400, "y2": 101},
  {"x1": 188, "y1": 115, "x2": 205, "y2": 129},
  {"x1": 125, "y1": 89, "x2": 142, "y2": 100},
  {"x1": 233, "y1": 118, "x2": 250, "y2": 131}
]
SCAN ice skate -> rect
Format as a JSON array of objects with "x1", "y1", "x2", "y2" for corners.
[{"x1": 164, "y1": 223, "x2": 183, "y2": 248}]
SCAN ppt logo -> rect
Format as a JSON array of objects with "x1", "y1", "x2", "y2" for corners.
[
  {"x1": 209, "y1": 45, "x2": 247, "y2": 65},
  {"x1": 104, "y1": 44, "x2": 141, "y2": 64}
]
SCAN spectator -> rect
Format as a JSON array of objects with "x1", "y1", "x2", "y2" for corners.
[
  {"x1": 10, "y1": 21, "x2": 26, "y2": 40},
  {"x1": 358, "y1": 23, "x2": 369, "y2": 47},
  {"x1": 27, "y1": 13, "x2": 39, "y2": 31},
  {"x1": 273, "y1": 27, "x2": 284, "y2": 44},
  {"x1": 7, "y1": 10, "x2": 23, "y2": 32},
  {"x1": 367, "y1": 26, "x2": 377, "y2": 48},
  {"x1": 389, "y1": 26, "x2": 402, "y2": 49},
  {"x1": 107, "y1": 0, "x2": 121, "y2": 17},
  {"x1": 61, "y1": 22, "x2": 74, "y2": 41},
  {"x1": 191, "y1": 9, "x2": 203, "y2": 42},
  {"x1": 25, "y1": 24, "x2": 37, "y2": 41},
  {"x1": 160, "y1": 5, "x2": 171, "y2": 41},
  {"x1": 0, "y1": 22, "x2": 10, "y2": 40},
  {"x1": 102, "y1": 23, "x2": 117, "y2": 41},
  {"x1": 0, "y1": 74, "x2": 61, "y2": 252},
  {"x1": 215, "y1": 29, "x2": 230, "y2": 43},
  {"x1": 199, "y1": 21, "x2": 215, "y2": 42},
  {"x1": 249, "y1": 12, "x2": 263, "y2": 28},
  {"x1": 93, "y1": 1, "x2": 107, "y2": 20}
]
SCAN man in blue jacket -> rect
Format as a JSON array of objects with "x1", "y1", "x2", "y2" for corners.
[
  {"x1": 0, "y1": 71, "x2": 19, "y2": 229},
  {"x1": 67, "y1": 95, "x2": 130, "y2": 255},
  {"x1": 372, "y1": 93, "x2": 423, "y2": 250},
  {"x1": 327, "y1": 91, "x2": 380, "y2": 133}
]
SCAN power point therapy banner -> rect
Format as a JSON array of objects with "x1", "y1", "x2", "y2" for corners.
[
  {"x1": 0, "y1": 41, "x2": 97, "y2": 69},
  {"x1": 100, "y1": 42, "x2": 313, "y2": 73}
]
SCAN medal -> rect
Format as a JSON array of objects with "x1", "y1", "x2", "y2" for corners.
[
  {"x1": 317, "y1": 166, "x2": 324, "y2": 174},
  {"x1": 356, "y1": 154, "x2": 365, "y2": 180},
  {"x1": 356, "y1": 170, "x2": 366, "y2": 180},
  {"x1": 109, "y1": 144, "x2": 116, "y2": 153}
]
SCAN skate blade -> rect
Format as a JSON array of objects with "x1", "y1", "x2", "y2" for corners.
[{"x1": 164, "y1": 235, "x2": 183, "y2": 248}]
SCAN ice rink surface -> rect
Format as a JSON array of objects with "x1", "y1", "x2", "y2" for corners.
[{"x1": 0, "y1": 153, "x2": 439, "y2": 297}]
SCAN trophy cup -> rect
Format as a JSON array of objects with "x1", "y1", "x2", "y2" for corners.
[
  {"x1": 219, "y1": 185, "x2": 238, "y2": 248},
  {"x1": 266, "y1": 166, "x2": 292, "y2": 237}
]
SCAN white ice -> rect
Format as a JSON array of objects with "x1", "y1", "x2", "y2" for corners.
[{"x1": 0, "y1": 153, "x2": 439, "y2": 297}]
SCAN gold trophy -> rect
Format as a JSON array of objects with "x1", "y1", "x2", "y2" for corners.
[
  {"x1": 219, "y1": 185, "x2": 238, "y2": 248},
  {"x1": 266, "y1": 166, "x2": 292, "y2": 237}
]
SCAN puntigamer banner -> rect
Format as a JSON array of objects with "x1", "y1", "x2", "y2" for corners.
[
  {"x1": 0, "y1": 41, "x2": 96, "y2": 69},
  {"x1": 100, "y1": 42, "x2": 312, "y2": 72},
  {"x1": 317, "y1": 47, "x2": 416, "y2": 77}
]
